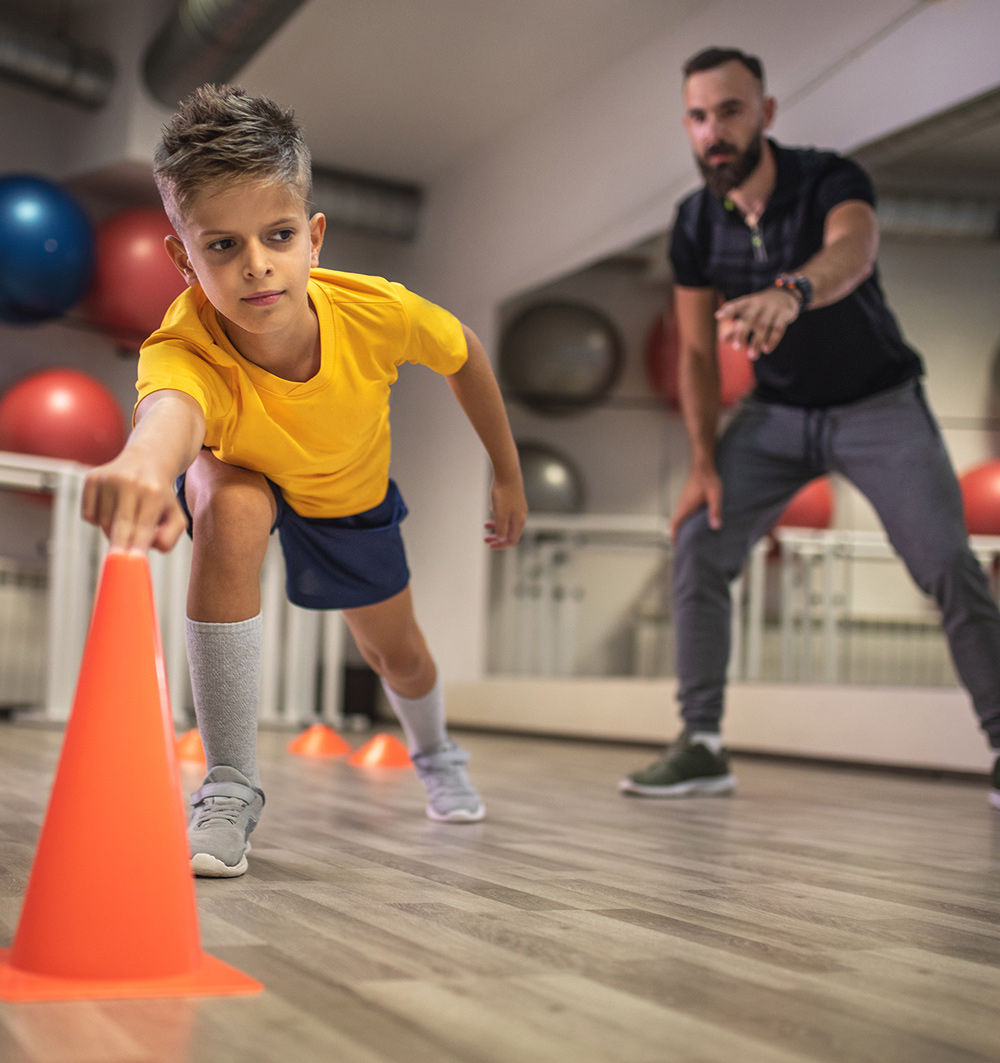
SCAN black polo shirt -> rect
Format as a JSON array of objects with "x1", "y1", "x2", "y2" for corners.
[{"x1": 669, "y1": 139, "x2": 923, "y2": 408}]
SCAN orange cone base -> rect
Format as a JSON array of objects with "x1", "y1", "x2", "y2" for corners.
[
  {"x1": 175, "y1": 728, "x2": 206, "y2": 762},
  {"x1": 0, "y1": 948, "x2": 262, "y2": 1002},
  {"x1": 287, "y1": 723, "x2": 352, "y2": 757},
  {"x1": 348, "y1": 733, "x2": 412, "y2": 768}
]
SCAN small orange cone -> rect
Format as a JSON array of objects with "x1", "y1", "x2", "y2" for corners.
[
  {"x1": 347, "y1": 733, "x2": 412, "y2": 768},
  {"x1": 0, "y1": 551, "x2": 262, "y2": 1001},
  {"x1": 175, "y1": 728, "x2": 206, "y2": 763},
  {"x1": 287, "y1": 722, "x2": 352, "y2": 757}
]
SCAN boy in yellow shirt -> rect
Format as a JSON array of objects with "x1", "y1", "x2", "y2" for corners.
[{"x1": 82, "y1": 85, "x2": 527, "y2": 877}]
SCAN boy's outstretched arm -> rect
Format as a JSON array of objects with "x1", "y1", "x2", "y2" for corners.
[
  {"x1": 447, "y1": 325, "x2": 528, "y2": 549},
  {"x1": 81, "y1": 390, "x2": 206, "y2": 554}
]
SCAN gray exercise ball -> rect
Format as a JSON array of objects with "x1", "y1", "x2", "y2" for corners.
[
  {"x1": 499, "y1": 301, "x2": 623, "y2": 414},
  {"x1": 517, "y1": 442, "x2": 585, "y2": 514}
]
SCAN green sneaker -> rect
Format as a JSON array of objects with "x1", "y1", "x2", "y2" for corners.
[
  {"x1": 619, "y1": 733, "x2": 736, "y2": 797},
  {"x1": 990, "y1": 757, "x2": 1000, "y2": 810}
]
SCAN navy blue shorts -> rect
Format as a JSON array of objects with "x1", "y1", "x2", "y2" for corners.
[{"x1": 177, "y1": 474, "x2": 410, "y2": 611}]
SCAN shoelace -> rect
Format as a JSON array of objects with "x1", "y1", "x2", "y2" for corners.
[
  {"x1": 415, "y1": 749, "x2": 473, "y2": 797},
  {"x1": 191, "y1": 794, "x2": 250, "y2": 829}
]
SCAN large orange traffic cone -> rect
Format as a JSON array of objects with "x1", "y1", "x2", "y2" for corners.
[
  {"x1": 0, "y1": 551, "x2": 262, "y2": 1001},
  {"x1": 347, "y1": 733, "x2": 412, "y2": 768},
  {"x1": 287, "y1": 722, "x2": 351, "y2": 757}
]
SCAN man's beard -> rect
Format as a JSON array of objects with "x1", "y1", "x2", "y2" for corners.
[{"x1": 697, "y1": 130, "x2": 764, "y2": 199}]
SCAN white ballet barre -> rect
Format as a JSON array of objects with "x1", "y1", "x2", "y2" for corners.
[
  {"x1": 0, "y1": 451, "x2": 346, "y2": 727},
  {"x1": 0, "y1": 451, "x2": 98, "y2": 720},
  {"x1": 771, "y1": 527, "x2": 1000, "y2": 683},
  {"x1": 492, "y1": 513, "x2": 774, "y2": 680},
  {"x1": 497, "y1": 514, "x2": 670, "y2": 677}
]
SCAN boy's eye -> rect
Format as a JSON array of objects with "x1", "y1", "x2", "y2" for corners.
[
  {"x1": 272, "y1": 229, "x2": 295, "y2": 243},
  {"x1": 208, "y1": 237, "x2": 236, "y2": 252}
]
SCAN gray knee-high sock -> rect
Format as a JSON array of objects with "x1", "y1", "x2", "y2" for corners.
[
  {"x1": 186, "y1": 614, "x2": 263, "y2": 787},
  {"x1": 380, "y1": 676, "x2": 448, "y2": 755}
]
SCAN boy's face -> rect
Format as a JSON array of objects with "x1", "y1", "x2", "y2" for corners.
[{"x1": 165, "y1": 179, "x2": 325, "y2": 347}]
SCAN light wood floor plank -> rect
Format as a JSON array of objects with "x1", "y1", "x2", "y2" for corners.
[{"x1": 0, "y1": 721, "x2": 998, "y2": 1061}]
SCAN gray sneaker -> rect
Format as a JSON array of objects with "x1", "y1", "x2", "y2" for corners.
[
  {"x1": 411, "y1": 741, "x2": 485, "y2": 823},
  {"x1": 619, "y1": 732, "x2": 736, "y2": 797},
  {"x1": 188, "y1": 766, "x2": 265, "y2": 877},
  {"x1": 991, "y1": 757, "x2": 1000, "y2": 810}
]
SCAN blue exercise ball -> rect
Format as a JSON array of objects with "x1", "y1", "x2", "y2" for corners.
[{"x1": 0, "y1": 175, "x2": 95, "y2": 325}]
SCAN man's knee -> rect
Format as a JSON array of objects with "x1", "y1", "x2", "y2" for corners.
[{"x1": 674, "y1": 510, "x2": 748, "y2": 585}]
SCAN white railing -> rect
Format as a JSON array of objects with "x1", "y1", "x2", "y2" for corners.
[
  {"x1": 7, "y1": 452, "x2": 1000, "y2": 716},
  {"x1": 488, "y1": 515, "x2": 1000, "y2": 686},
  {"x1": 772, "y1": 528, "x2": 1000, "y2": 684},
  {"x1": 0, "y1": 452, "x2": 347, "y2": 726},
  {"x1": 489, "y1": 514, "x2": 768, "y2": 680}
]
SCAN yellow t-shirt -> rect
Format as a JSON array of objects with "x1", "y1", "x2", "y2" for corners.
[{"x1": 136, "y1": 268, "x2": 468, "y2": 517}]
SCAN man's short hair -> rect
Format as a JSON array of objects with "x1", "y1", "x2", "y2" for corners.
[
  {"x1": 682, "y1": 47, "x2": 765, "y2": 88},
  {"x1": 153, "y1": 84, "x2": 312, "y2": 231}
]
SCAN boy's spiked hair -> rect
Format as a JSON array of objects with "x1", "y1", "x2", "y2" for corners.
[{"x1": 153, "y1": 84, "x2": 312, "y2": 230}]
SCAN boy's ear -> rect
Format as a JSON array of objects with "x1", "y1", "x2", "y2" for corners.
[
  {"x1": 164, "y1": 234, "x2": 196, "y2": 283},
  {"x1": 309, "y1": 212, "x2": 326, "y2": 266}
]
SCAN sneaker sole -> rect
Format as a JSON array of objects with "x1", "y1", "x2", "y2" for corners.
[
  {"x1": 190, "y1": 841, "x2": 251, "y2": 878},
  {"x1": 426, "y1": 803, "x2": 486, "y2": 823},
  {"x1": 191, "y1": 852, "x2": 249, "y2": 877},
  {"x1": 618, "y1": 774, "x2": 736, "y2": 798}
]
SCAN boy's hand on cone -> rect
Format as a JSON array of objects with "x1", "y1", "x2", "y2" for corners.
[{"x1": 82, "y1": 454, "x2": 187, "y2": 554}]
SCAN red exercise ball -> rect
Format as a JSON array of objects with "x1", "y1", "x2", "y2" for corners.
[
  {"x1": 0, "y1": 369, "x2": 127, "y2": 466},
  {"x1": 645, "y1": 309, "x2": 755, "y2": 410},
  {"x1": 959, "y1": 461, "x2": 1000, "y2": 534},
  {"x1": 776, "y1": 476, "x2": 834, "y2": 529},
  {"x1": 87, "y1": 208, "x2": 187, "y2": 352}
]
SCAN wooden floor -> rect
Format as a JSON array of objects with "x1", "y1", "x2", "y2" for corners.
[{"x1": 1, "y1": 721, "x2": 999, "y2": 1062}]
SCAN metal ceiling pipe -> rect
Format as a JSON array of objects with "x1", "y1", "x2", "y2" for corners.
[
  {"x1": 144, "y1": 1, "x2": 423, "y2": 241},
  {"x1": 143, "y1": 0, "x2": 309, "y2": 108},
  {"x1": 0, "y1": 18, "x2": 114, "y2": 109}
]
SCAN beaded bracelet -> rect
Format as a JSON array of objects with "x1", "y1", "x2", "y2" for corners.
[{"x1": 774, "y1": 272, "x2": 813, "y2": 311}]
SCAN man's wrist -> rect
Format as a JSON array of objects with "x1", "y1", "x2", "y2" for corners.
[{"x1": 774, "y1": 272, "x2": 813, "y2": 312}]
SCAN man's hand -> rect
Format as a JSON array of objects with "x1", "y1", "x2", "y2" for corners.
[
  {"x1": 82, "y1": 453, "x2": 188, "y2": 554},
  {"x1": 671, "y1": 465, "x2": 724, "y2": 539},
  {"x1": 715, "y1": 286, "x2": 800, "y2": 360}
]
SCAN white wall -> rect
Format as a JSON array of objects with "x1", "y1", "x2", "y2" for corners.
[{"x1": 3, "y1": 0, "x2": 1000, "y2": 762}]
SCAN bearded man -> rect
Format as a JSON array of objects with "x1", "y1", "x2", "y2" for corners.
[{"x1": 619, "y1": 47, "x2": 1000, "y2": 807}]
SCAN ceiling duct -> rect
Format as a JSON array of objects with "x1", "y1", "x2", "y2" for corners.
[
  {"x1": 312, "y1": 167, "x2": 422, "y2": 242},
  {"x1": 0, "y1": 17, "x2": 114, "y2": 109},
  {"x1": 877, "y1": 195, "x2": 1000, "y2": 241},
  {"x1": 143, "y1": 0, "x2": 309, "y2": 108},
  {"x1": 144, "y1": 1, "x2": 423, "y2": 241}
]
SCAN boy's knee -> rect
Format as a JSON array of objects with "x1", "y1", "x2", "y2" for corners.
[
  {"x1": 188, "y1": 475, "x2": 274, "y2": 542},
  {"x1": 360, "y1": 638, "x2": 428, "y2": 686}
]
